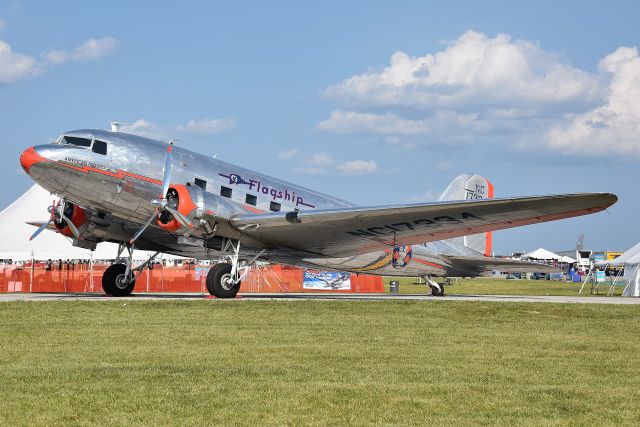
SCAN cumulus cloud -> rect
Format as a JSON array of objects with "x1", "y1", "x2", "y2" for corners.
[
  {"x1": 283, "y1": 151, "x2": 377, "y2": 176},
  {"x1": 324, "y1": 30, "x2": 599, "y2": 111},
  {"x1": 0, "y1": 35, "x2": 117, "y2": 83},
  {"x1": 44, "y1": 36, "x2": 117, "y2": 65},
  {"x1": 319, "y1": 30, "x2": 640, "y2": 157},
  {"x1": 176, "y1": 117, "x2": 236, "y2": 135},
  {"x1": 336, "y1": 160, "x2": 378, "y2": 176},
  {"x1": 546, "y1": 47, "x2": 640, "y2": 155},
  {"x1": 0, "y1": 40, "x2": 38, "y2": 82},
  {"x1": 277, "y1": 149, "x2": 299, "y2": 160},
  {"x1": 118, "y1": 118, "x2": 236, "y2": 140}
]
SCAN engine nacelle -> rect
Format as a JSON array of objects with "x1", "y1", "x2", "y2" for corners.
[
  {"x1": 54, "y1": 202, "x2": 88, "y2": 237},
  {"x1": 157, "y1": 184, "x2": 218, "y2": 235}
]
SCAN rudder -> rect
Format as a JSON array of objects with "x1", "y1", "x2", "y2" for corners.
[{"x1": 438, "y1": 173, "x2": 494, "y2": 256}]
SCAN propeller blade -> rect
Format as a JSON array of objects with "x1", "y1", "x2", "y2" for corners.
[
  {"x1": 129, "y1": 211, "x2": 158, "y2": 244},
  {"x1": 60, "y1": 213, "x2": 81, "y2": 240},
  {"x1": 161, "y1": 142, "x2": 173, "y2": 199},
  {"x1": 29, "y1": 220, "x2": 52, "y2": 241},
  {"x1": 165, "y1": 205, "x2": 193, "y2": 229}
]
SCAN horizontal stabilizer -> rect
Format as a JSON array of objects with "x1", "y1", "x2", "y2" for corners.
[{"x1": 444, "y1": 255, "x2": 560, "y2": 274}]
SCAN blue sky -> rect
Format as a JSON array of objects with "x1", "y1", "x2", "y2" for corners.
[{"x1": 1, "y1": 1, "x2": 639, "y2": 254}]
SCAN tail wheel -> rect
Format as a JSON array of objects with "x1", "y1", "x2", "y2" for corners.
[
  {"x1": 102, "y1": 263, "x2": 136, "y2": 296},
  {"x1": 206, "y1": 263, "x2": 240, "y2": 298}
]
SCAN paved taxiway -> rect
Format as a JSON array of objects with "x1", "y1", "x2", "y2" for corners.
[{"x1": 0, "y1": 293, "x2": 638, "y2": 305}]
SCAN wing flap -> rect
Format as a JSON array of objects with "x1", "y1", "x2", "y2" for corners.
[{"x1": 231, "y1": 193, "x2": 616, "y2": 257}]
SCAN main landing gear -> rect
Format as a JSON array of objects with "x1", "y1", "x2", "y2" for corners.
[
  {"x1": 102, "y1": 243, "x2": 159, "y2": 296},
  {"x1": 206, "y1": 239, "x2": 265, "y2": 298},
  {"x1": 425, "y1": 276, "x2": 445, "y2": 296}
]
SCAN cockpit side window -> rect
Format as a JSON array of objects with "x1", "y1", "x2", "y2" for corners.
[
  {"x1": 92, "y1": 140, "x2": 108, "y2": 155},
  {"x1": 62, "y1": 136, "x2": 91, "y2": 147}
]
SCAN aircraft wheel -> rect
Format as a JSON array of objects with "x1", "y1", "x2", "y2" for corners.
[
  {"x1": 206, "y1": 263, "x2": 240, "y2": 298},
  {"x1": 431, "y1": 284, "x2": 444, "y2": 297},
  {"x1": 102, "y1": 263, "x2": 136, "y2": 296}
]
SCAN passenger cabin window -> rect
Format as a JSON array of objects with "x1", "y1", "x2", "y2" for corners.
[
  {"x1": 220, "y1": 186, "x2": 232, "y2": 198},
  {"x1": 63, "y1": 136, "x2": 91, "y2": 147},
  {"x1": 92, "y1": 140, "x2": 108, "y2": 155},
  {"x1": 194, "y1": 178, "x2": 207, "y2": 191},
  {"x1": 270, "y1": 201, "x2": 281, "y2": 212},
  {"x1": 245, "y1": 194, "x2": 257, "y2": 206}
]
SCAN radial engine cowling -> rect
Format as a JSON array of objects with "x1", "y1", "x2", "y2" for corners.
[
  {"x1": 54, "y1": 202, "x2": 88, "y2": 238},
  {"x1": 157, "y1": 184, "x2": 217, "y2": 235}
]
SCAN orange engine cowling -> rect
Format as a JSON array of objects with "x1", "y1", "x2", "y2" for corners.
[
  {"x1": 157, "y1": 185, "x2": 198, "y2": 232},
  {"x1": 54, "y1": 202, "x2": 88, "y2": 237}
]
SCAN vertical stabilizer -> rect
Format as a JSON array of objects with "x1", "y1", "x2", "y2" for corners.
[{"x1": 438, "y1": 174, "x2": 494, "y2": 256}]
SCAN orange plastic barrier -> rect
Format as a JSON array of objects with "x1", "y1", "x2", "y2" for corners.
[{"x1": 0, "y1": 263, "x2": 384, "y2": 294}]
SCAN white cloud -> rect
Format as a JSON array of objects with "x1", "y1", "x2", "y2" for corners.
[
  {"x1": 336, "y1": 160, "x2": 378, "y2": 176},
  {"x1": 324, "y1": 30, "x2": 599, "y2": 111},
  {"x1": 319, "y1": 30, "x2": 640, "y2": 157},
  {"x1": 176, "y1": 117, "x2": 236, "y2": 135},
  {"x1": 317, "y1": 111, "x2": 429, "y2": 136},
  {"x1": 44, "y1": 36, "x2": 117, "y2": 65},
  {"x1": 0, "y1": 40, "x2": 38, "y2": 82},
  {"x1": 118, "y1": 117, "x2": 236, "y2": 140},
  {"x1": 0, "y1": 36, "x2": 117, "y2": 83},
  {"x1": 546, "y1": 47, "x2": 640, "y2": 155},
  {"x1": 277, "y1": 149, "x2": 299, "y2": 160},
  {"x1": 284, "y1": 151, "x2": 377, "y2": 176}
]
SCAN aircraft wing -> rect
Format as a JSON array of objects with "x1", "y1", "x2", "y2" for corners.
[
  {"x1": 231, "y1": 193, "x2": 616, "y2": 257},
  {"x1": 443, "y1": 255, "x2": 560, "y2": 274}
]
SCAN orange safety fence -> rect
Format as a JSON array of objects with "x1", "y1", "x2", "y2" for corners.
[{"x1": 0, "y1": 263, "x2": 384, "y2": 294}]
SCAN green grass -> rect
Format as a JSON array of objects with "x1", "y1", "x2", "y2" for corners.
[
  {"x1": 1, "y1": 300, "x2": 639, "y2": 425},
  {"x1": 383, "y1": 277, "x2": 624, "y2": 296}
]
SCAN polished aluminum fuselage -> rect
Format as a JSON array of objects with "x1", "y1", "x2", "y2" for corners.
[{"x1": 25, "y1": 129, "x2": 463, "y2": 276}]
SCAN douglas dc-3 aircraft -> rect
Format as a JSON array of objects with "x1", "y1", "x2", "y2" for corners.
[{"x1": 19, "y1": 129, "x2": 617, "y2": 297}]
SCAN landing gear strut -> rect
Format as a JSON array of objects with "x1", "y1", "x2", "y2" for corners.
[
  {"x1": 206, "y1": 239, "x2": 265, "y2": 298},
  {"x1": 102, "y1": 243, "x2": 159, "y2": 296},
  {"x1": 425, "y1": 276, "x2": 444, "y2": 296}
]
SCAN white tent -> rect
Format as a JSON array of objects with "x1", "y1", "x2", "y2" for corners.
[
  {"x1": 524, "y1": 248, "x2": 562, "y2": 260},
  {"x1": 0, "y1": 184, "x2": 181, "y2": 261},
  {"x1": 560, "y1": 255, "x2": 576, "y2": 263},
  {"x1": 596, "y1": 242, "x2": 640, "y2": 297}
]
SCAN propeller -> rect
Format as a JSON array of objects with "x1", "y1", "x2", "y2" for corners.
[
  {"x1": 129, "y1": 142, "x2": 194, "y2": 244},
  {"x1": 29, "y1": 199, "x2": 82, "y2": 241}
]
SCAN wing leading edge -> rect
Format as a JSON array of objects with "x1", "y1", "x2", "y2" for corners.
[{"x1": 231, "y1": 193, "x2": 617, "y2": 257}]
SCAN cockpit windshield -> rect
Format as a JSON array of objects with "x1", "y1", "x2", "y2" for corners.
[
  {"x1": 56, "y1": 135, "x2": 108, "y2": 155},
  {"x1": 61, "y1": 136, "x2": 92, "y2": 147}
]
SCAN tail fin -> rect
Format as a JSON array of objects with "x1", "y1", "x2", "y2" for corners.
[{"x1": 438, "y1": 173, "x2": 494, "y2": 256}]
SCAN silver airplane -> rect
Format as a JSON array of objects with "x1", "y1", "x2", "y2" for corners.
[{"x1": 19, "y1": 129, "x2": 617, "y2": 297}]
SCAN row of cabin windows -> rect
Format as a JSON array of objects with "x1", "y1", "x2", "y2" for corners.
[
  {"x1": 219, "y1": 185, "x2": 281, "y2": 212},
  {"x1": 58, "y1": 138, "x2": 288, "y2": 212},
  {"x1": 61, "y1": 136, "x2": 107, "y2": 155}
]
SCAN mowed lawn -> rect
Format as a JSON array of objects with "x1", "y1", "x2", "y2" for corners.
[
  {"x1": 1, "y1": 300, "x2": 639, "y2": 426},
  {"x1": 384, "y1": 277, "x2": 624, "y2": 296}
]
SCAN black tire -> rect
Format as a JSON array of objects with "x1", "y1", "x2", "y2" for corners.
[
  {"x1": 206, "y1": 263, "x2": 240, "y2": 298},
  {"x1": 102, "y1": 263, "x2": 135, "y2": 296},
  {"x1": 431, "y1": 284, "x2": 444, "y2": 297}
]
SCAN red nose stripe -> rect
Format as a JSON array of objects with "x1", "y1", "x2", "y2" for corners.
[{"x1": 20, "y1": 147, "x2": 46, "y2": 174}]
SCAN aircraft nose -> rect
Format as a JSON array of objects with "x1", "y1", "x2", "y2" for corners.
[{"x1": 20, "y1": 146, "x2": 45, "y2": 174}]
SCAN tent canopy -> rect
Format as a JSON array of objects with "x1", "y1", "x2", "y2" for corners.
[
  {"x1": 523, "y1": 248, "x2": 562, "y2": 260},
  {"x1": 0, "y1": 184, "x2": 182, "y2": 261}
]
